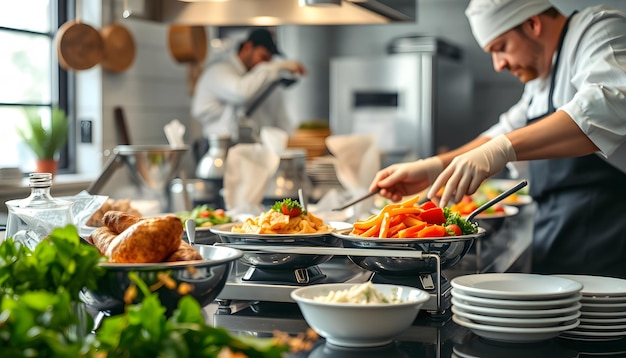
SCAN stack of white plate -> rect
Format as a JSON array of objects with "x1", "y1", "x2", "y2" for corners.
[
  {"x1": 554, "y1": 274, "x2": 626, "y2": 342},
  {"x1": 450, "y1": 273, "x2": 583, "y2": 343}
]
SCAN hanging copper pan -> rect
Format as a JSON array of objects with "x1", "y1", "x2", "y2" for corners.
[
  {"x1": 167, "y1": 25, "x2": 208, "y2": 64},
  {"x1": 100, "y1": 23, "x2": 136, "y2": 73},
  {"x1": 56, "y1": 19, "x2": 104, "y2": 71},
  {"x1": 100, "y1": 0, "x2": 136, "y2": 73},
  {"x1": 167, "y1": 25, "x2": 208, "y2": 95}
]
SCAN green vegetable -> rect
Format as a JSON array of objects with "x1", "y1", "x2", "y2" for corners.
[
  {"x1": 0, "y1": 225, "x2": 289, "y2": 357},
  {"x1": 0, "y1": 225, "x2": 105, "y2": 356},
  {"x1": 443, "y1": 207, "x2": 478, "y2": 235},
  {"x1": 177, "y1": 204, "x2": 232, "y2": 228},
  {"x1": 95, "y1": 273, "x2": 288, "y2": 358}
]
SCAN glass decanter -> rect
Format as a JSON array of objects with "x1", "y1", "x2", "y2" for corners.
[{"x1": 5, "y1": 172, "x2": 74, "y2": 249}]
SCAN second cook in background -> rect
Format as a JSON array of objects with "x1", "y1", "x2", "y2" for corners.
[
  {"x1": 370, "y1": 0, "x2": 626, "y2": 278},
  {"x1": 191, "y1": 28, "x2": 307, "y2": 143}
]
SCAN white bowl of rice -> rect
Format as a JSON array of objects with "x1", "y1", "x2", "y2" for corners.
[{"x1": 290, "y1": 282, "x2": 429, "y2": 348}]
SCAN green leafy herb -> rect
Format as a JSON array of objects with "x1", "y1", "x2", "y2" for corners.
[
  {"x1": 443, "y1": 207, "x2": 478, "y2": 235},
  {"x1": 271, "y1": 198, "x2": 305, "y2": 217},
  {"x1": 0, "y1": 225, "x2": 290, "y2": 357},
  {"x1": 95, "y1": 272, "x2": 289, "y2": 358}
]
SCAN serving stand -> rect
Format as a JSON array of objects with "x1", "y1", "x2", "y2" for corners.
[{"x1": 212, "y1": 245, "x2": 449, "y2": 314}]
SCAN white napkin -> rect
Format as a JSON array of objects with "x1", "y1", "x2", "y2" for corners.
[
  {"x1": 326, "y1": 134, "x2": 381, "y2": 217},
  {"x1": 260, "y1": 126, "x2": 288, "y2": 154},
  {"x1": 164, "y1": 119, "x2": 186, "y2": 148},
  {"x1": 223, "y1": 143, "x2": 280, "y2": 216}
]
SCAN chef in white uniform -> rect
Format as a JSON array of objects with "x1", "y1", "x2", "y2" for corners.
[
  {"x1": 370, "y1": 0, "x2": 626, "y2": 278},
  {"x1": 191, "y1": 29, "x2": 306, "y2": 142}
]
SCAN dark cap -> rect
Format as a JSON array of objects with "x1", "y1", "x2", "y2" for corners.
[{"x1": 247, "y1": 29, "x2": 281, "y2": 55}]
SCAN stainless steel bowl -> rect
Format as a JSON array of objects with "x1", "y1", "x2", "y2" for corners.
[
  {"x1": 210, "y1": 222, "x2": 345, "y2": 270},
  {"x1": 332, "y1": 228, "x2": 485, "y2": 276},
  {"x1": 79, "y1": 245, "x2": 242, "y2": 315}
]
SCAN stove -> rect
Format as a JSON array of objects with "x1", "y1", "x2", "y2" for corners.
[{"x1": 213, "y1": 245, "x2": 453, "y2": 314}]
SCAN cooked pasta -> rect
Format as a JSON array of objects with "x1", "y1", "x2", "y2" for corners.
[
  {"x1": 231, "y1": 207, "x2": 332, "y2": 234},
  {"x1": 312, "y1": 282, "x2": 405, "y2": 304}
]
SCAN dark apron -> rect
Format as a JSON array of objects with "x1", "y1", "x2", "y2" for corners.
[{"x1": 528, "y1": 13, "x2": 626, "y2": 278}]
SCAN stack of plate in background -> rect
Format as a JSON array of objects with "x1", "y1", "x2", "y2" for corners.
[
  {"x1": 0, "y1": 167, "x2": 23, "y2": 187},
  {"x1": 450, "y1": 273, "x2": 583, "y2": 343},
  {"x1": 554, "y1": 274, "x2": 626, "y2": 341}
]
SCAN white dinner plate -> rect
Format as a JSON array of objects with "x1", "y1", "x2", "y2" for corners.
[
  {"x1": 451, "y1": 273, "x2": 582, "y2": 300},
  {"x1": 558, "y1": 332, "x2": 626, "y2": 342},
  {"x1": 452, "y1": 315, "x2": 579, "y2": 343},
  {"x1": 553, "y1": 275, "x2": 626, "y2": 297},
  {"x1": 580, "y1": 316, "x2": 626, "y2": 325},
  {"x1": 581, "y1": 301, "x2": 626, "y2": 312},
  {"x1": 580, "y1": 310, "x2": 626, "y2": 318},
  {"x1": 452, "y1": 306, "x2": 581, "y2": 328},
  {"x1": 581, "y1": 295, "x2": 626, "y2": 304},
  {"x1": 451, "y1": 297, "x2": 581, "y2": 318},
  {"x1": 560, "y1": 329, "x2": 626, "y2": 338},
  {"x1": 451, "y1": 288, "x2": 581, "y2": 310},
  {"x1": 577, "y1": 323, "x2": 626, "y2": 331}
]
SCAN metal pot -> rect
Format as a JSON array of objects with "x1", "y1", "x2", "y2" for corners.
[{"x1": 263, "y1": 148, "x2": 311, "y2": 206}]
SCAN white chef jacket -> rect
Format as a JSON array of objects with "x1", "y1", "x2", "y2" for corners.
[
  {"x1": 191, "y1": 52, "x2": 295, "y2": 140},
  {"x1": 481, "y1": 6, "x2": 626, "y2": 173}
]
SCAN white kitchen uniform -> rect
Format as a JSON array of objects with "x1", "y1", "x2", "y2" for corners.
[
  {"x1": 482, "y1": 6, "x2": 626, "y2": 173},
  {"x1": 481, "y1": 6, "x2": 626, "y2": 278},
  {"x1": 191, "y1": 53, "x2": 295, "y2": 141}
]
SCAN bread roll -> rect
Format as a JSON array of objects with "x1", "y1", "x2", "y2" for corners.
[
  {"x1": 166, "y1": 241, "x2": 203, "y2": 262},
  {"x1": 89, "y1": 226, "x2": 118, "y2": 255},
  {"x1": 103, "y1": 210, "x2": 142, "y2": 234},
  {"x1": 106, "y1": 215, "x2": 183, "y2": 263}
]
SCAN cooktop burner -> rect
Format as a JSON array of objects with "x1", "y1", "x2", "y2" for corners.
[{"x1": 241, "y1": 265, "x2": 327, "y2": 284}]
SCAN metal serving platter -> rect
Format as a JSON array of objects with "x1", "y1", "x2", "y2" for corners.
[{"x1": 332, "y1": 227, "x2": 486, "y2": 274}]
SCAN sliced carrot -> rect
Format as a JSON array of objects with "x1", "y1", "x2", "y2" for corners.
[
  {"x1": 398, "y1": 223, "x2": 427, "y2": 238},
  {"x1": 378, "y1": 212, "x2": 391, "y2": 238},
  {"x1": 361, "y1": 223, "x2": 381, "y2": 237},
  {"x1": 387, "y1": 222, "x2": 407, "y2": 237},
  {"x1": 417, "y1": 225, "x2": 447, "y2": 238},
  {"x1": 390, "y1": 207, "x2": 422, "y2": 216},
  {"x1": 399, "y1": 194, "x2": 421, "y2": 208}
]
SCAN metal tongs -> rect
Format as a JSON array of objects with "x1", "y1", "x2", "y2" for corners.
[{"x1": 466, "y1": 180, "x2": 528, "y2": 222}]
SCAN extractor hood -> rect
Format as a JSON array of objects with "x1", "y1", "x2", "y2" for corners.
[{"x1": 159, "y1": 0, "x2": 416, "y2": 26}]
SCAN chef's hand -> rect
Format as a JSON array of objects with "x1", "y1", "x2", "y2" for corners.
[
  {"x1": 428, "y1": 134, "x2": 516, "y2": 206},
  {"x1": 369, "y1": 157, "x2": 443, "y2": 202},
  {"x1": 278, "y1": 60, "x2": 307, "y2": 76}
]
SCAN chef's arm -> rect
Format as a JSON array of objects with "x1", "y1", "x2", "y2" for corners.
[
  {"x1": 429, "y1": 111, "x2": 600, "y2": 205},
  {"x1": 507, "y1": 110, "x2": 599, "y2": 160}
]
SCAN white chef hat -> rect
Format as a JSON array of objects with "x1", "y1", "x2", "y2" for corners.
[{"x1": 466, "y1": 0, "x2": 554, "y2": 48}]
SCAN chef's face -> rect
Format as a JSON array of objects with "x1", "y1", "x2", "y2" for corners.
[
  {"x1": 240, "y1": 43, "x2": 274, "y2": 71},
  {"x1": 485, "y1": 23, "x2": 547, "y2": 83}
]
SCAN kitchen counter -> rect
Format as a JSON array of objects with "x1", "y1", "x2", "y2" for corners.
[
  {"x1": 207, "y1": 202, "x2": 556, "y2": 357},
  {"x1": 218, "y1": 304, "x2": 626, "y2": 357}
]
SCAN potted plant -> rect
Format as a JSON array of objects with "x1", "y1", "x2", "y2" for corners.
[{"x1": 16, "y1": 105, "x2": 69, "y2": 176}]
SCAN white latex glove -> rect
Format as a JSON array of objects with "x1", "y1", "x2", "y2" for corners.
[
  {"x1": 277, "y1": 60, "x2": 307, "y2": 76},
  {"x1": 370, "y1": 156, "x2": 443, "y2": 202},
  {"x1": 428, "y1": 134, "x2": 517, "y2": 206}
]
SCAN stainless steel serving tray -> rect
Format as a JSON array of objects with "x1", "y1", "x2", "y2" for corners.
[{"x1": 331, "y1": 227, "x2": 486, "y2": 275}]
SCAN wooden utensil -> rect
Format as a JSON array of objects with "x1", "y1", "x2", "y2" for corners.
[
  {"x1": 100, "y1": 0, "x2": 136, "y2": 73},
  {"x1": 55, "y1": 0, "x2": 103, "y2": 71}
]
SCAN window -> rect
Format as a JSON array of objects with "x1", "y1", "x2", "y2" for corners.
[{"x1": 0, "y1": 0, "x2": 72, "y2": 174}]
